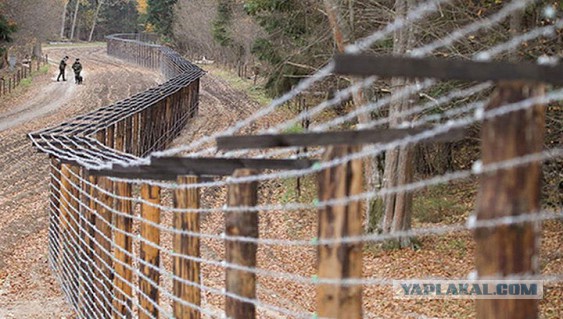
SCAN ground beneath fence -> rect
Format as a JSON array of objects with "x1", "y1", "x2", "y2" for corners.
[{"x1": 0, "y1": 44, "x2": 162, "y2": 318}]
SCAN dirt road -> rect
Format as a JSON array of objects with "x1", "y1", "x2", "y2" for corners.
[{"x1": 0, "y1": 44, "x2": 162, "y2": 318}]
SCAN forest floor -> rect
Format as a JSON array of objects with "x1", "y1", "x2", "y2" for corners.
[{"x1": 0, "y1": 44, "x2": 560, "y2": 319}]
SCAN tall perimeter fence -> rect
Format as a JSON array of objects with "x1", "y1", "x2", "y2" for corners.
[{"x1": 29, "y1": 1, "x2": 562, "y2": 318}]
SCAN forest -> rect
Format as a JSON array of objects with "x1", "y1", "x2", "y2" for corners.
[{"x1": 170, "y1": 0, "x2": 561, "y2": 242}]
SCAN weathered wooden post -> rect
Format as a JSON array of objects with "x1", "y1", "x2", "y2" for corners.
[
  {"x1": 93, "y1": 129, "x2": 114, "y2": 317},
  {"x1": 139, "y1": 109, "x2": 147, "y2": 156},
  {"x1": 173, "y1": 176, "x2": 201, "y2": 319},
  {"x1": 58, "y1": 163, "x2": 72, "y2": 283},
  {"x1": 49, "y1": 157, "x2": 62, "y2": 270},
  {"x1": 139, "y1": 184, "x2": 161, "y2": 319},
  {"x1": 113, "y1": 120, "x2": 134, "y2": 318},
  {"x1": 317, "y1": 145, "x2": 363, "y2": 319},
  {"x1": 125, "y1": 117, "x2": 133, "y2": 154},
  {"x1": 95, "y1": 176, "x2": 114, "y2": 318},
  {"x1": 80, "y1": 168, "x2": 96, "y2": 316},
  {"x1": 68, "y1": 165, "x2": 82, "y2": 310},
  {"x1": 475, "y1": 81, "x2": 545, "y2": 319},
  {"x1": 106, "y1": 124, "x2": 115, "y2": 148},
  {"x1": 225, "y1": 169, "x2": 258, "y2": 319},
  {"x1": 132, "y1": 112, "x2": 140, "y2": 156}
]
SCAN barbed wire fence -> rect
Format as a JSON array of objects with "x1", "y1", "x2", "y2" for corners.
[{"x1": 27, "y1": 1, "x2": 562, "y2": 318}]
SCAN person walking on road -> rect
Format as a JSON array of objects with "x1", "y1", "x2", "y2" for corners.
[
  {"x1": 57, "y1": 56, "x2": 69, "y2": 81},
  {"x1": 72, "y1": 58, "x2": 83, "y2": 84}
]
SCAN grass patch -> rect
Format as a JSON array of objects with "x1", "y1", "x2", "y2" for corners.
[
  {"x1": 19, "y1": 78, "x2": 32, "y2": 88},
  {"x1": 283, "y1": 123, "x2": 305, "y2": 134},
  {"x1": 1, "y1": 64, "x2": 51, "y2": 98},
  {"x1": 280, "y1": 175, "x2": 316, "y2": 205},
  {"x1": 45, "y1": 41, "x2": 106, "y2": 48},
  {"x1": 280, "y1": 176, "x2": 317, "y2": 238},
  {"x1": 413, "y1": 184, "x2": 468, "y2": 224},
  {"x1": 36, "y1": 65, "x2": 49, "y2": 75},
  {"x1": 435, "y1": 237, "x2": 468, "y2": 258}
]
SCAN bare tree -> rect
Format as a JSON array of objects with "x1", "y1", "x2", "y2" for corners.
[
  {"x1": 70, "y1": 0, "x2": 80, "y2": 40},
  {"x1": 173, "y1": 0, "x2": 223, "y2": 59},
  {"x1": 323, "y1": 0, "x2": 370, "y2": 122},
  {"x1": 4, "y1": 0, "x2": 63, "y2": 57},
  {"x1": 60, "y1": 0, "x2": 69, "y2": 38},
  {"x1": 88, "y1": 0, "x2": 104, "y2": 42},
  {"x1": 380, "y1": 0, "x2": 417, "y2": 246},
  {"x1": 324, "y1": 0, "x2": 386, "y2": 233}
]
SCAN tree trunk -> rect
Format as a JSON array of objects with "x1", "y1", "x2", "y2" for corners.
[
  {"x1": 70, "y1": 0, "x2": 80, "y2": 41},
  {"x1": 88, "y1": 0, "x2": 104, "y2": 42},
  {"x1": 379, "y1": 0, "x2": 417, "y2": 246},
  {"x1": 33, "y1": 42, "x2": 42, "y2": 59},
  {"x1": 324, "y1": 0, "x2": 381, "y2": 232},
  {"x1": 60, "y1": 0, "x2": 69, "y2": 39},
  {"x1": 323, "y1": 0, "x2": 369, "y2": 123}
]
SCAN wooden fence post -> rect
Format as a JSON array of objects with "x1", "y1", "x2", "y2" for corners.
[
  {"x1": 58, "y1": 163, "x2": 72, "y2": 284},
  {"x1": 113, "y1": 120, "x2": 134, "y2": 318},
  {"x1": 68, "y1": 165, "x2": 82, "y2": 312},
  {"x1": 225, "y1": 169, "x2": 258, "y2": 319},
  {"x1": 132, "y1": 113, "x2": 140, "y2": 156},
  {"x1": 95, "y1": 176, "x2": 114, "y2": 318},
  {"x1": 49, "y1": 157, "x2": 62, "y2": 270},
  {"x1": 113, "y1": 180, "x2": 133, "y2": 318},
  {"x1": 139, "y1": 184, "x2": 161, "y2": 319},
  {"x1": 125, "y1": 117, "x2": 133, "y2": 154},
  {"x1": 106, "y1": 124, "x2": 115, "y2": 148},
  {"x1": 475, "y1": 81, "x2": 545, "y2": 319},
  {"x1": 317, "y1": 145, "x2": 363, "y2": 319},
  {"x1": 173, "y1": 176, "x2": 201, "y2": 319},
  {"x1": 94, "y1": 129, "x2": 114, "y2": 318},
  {"x1": 80, "y1": 169, "x2": 96, "y2": 317}
]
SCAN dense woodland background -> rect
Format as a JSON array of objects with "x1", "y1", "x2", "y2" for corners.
[{"x1": 0, "y1": 0, "x2": 560, "y2": 243}]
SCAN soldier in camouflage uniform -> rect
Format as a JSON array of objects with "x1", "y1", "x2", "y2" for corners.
[
  {"x1": 71, "y1": 58, "x2": 83, "y2": 84},
  {"x1": 57, "y1": 56, "x2": 69, "y2": 81}
]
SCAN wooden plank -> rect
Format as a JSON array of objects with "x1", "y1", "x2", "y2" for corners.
[
  {"x1": 83, "y1": 172, "x2": 97, "y2": 316},
  {"x1": 225, "y1": 169, "x2": 258, "y2": 319},
  {"x1": 95, "y1": 176, "x2": 114, "y2": 318},
  {"x1": 173, "y1": 176, "x2": 201, "y2": 319},
  {"x1": 125, "y1": 116, "x2": 133, "y2": 154},
  {"x1": 106, "y1": 124, "x2": 115, "y2": 149},
  {"x1": 58, "y1": 164, "x2": 73, "y2": 295},
  {"x1": 115, "y1": 120, "x2": 126, "y2": 152},
  {"x1": 474, "y1": 81, "x2": 545, "y2": 319},
  {"x1": 139, "y1": 184, "x2": 161, "y2": 319},
  {"x1": 89, "y1": 158, "x2": 316, "y2": 179},
  {"x1": 334, "y1": 54, "x2": 563, "y2": 85},
  {"x1": 151, "y1": 157, "x2": 315, "y2": 175},
  {"x1": 49, "y1": 158, "x2": 62, "y2": 271},
  {"x1": 68, "y1": 165, "x2": 82, "y2": 312},
  {"x1": 217, "y1": 127, "x2": 465, "y2": 150},
  {"x1": 113, "y1": 181, "x2": 133, "y2": 318},
  {"x1": 77, "y1": 168, "x2": 93, "y2": 316},
  {"x1": 317, "y1": 146, "x2": 363, "y2": 319}
]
